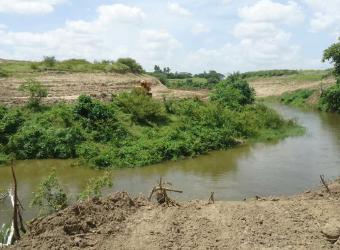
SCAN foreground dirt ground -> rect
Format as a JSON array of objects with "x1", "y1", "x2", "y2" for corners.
[{"x1": 12, "y1": 179, "x2": 340, "y2": 249}]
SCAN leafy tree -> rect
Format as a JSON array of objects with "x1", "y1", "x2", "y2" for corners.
[
  {"x1": 19, "y1": 79, "x2": 48, "y2": 110},
  {"x1": 43, "y1": 56, "x2": 56, "y2": 67},
  {"x1": 323, "y1": 38, "x2": 340, "y2": 84},
  {"x1": 78, "y1": 172, "x2": 113, "y2": 201},
  {"x1": 154, "y1": 65, "x2": 161, "y2": 73},
  {"x1": 30, "y1": 169, "x2": 67, "y2": 215}
]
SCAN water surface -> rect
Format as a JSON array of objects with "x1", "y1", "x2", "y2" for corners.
[{"x1": 1, "y1": 104, "x2": 339, "y2": 225}]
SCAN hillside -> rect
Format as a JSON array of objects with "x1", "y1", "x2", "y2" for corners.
[{"x1": 0, "y1": 72, "x2": 208, "y2": 105}]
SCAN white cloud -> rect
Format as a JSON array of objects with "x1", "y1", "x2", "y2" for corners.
[
  {"x1": 239, "y1": 0, "x2": 304, "y2": 24},
  {"x1": 303, "y1": 0, "x2": 340, "y2": 33},
  {"x1": 191, "y1": 23, "x2": 210, "y2": 34},
  {"x1": 138, "y1": 30, "x2": 181, "y2": 62},
  {"x1": 0, "y1": 3, "x2": 181, "y2": 70},
  {"x1": 96, "y1": 4, "x2": 146, "y2": 24},
  {"x1": 233, "y1": 22, "x2": 290, "y2": 40},
  {"x1": 168, "y1": 2, "x2": 192, "y2": 17},
  {"x1": 0, "y1": 0, "x2": 65, "y2": 14}
]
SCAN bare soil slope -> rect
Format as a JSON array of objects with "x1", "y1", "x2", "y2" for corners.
[
  {"x1": 249, "y1": 77, "x2": 335, "y2": 98},
  {"x1": 13, "y1": 179, "x2": 340, "y2": 249},
  {"x1": 0, "y1": 72, "x2": 208, "y2": 105}
]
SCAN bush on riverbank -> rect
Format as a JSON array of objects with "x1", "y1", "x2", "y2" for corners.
[
  {"x1": 319, "y1": 84, "x2": 340, "y2": 113},
  {"x1": 0, "y1": 80, "x2": 301, "y2": 168}
]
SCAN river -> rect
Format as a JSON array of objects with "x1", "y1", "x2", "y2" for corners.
[{"x1": 1, "y1": 103, "x2": 340, "y2": 225}]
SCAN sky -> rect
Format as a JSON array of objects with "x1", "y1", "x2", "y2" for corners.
[{"x1": 0, "y1": 0, "x2": 339, "y2": 73}]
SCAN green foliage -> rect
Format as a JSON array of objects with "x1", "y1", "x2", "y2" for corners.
[
  {"x1": 280, "y1": 89, "x2": 316, "y2": 107},
  {"x1": 78, "y1": 172, "x2": 113, "y2": 201},
  {"x1": 74, "y1": 95, "x2": 127, "y2": 142},
  {"x1": 115, "y1": 88, "x2": 168, "y2": 124},
  {"x1": 323, "y1": 38, "x2": 340, "y2": 83},
  {"x1": 0, "y1": 224, "x2": 10, "y2": 245},
  {"x1": 105, "y1": 62, "x2": 130, "y2": 74},
  {"x1": 241, "y1": 69, "x2": 299, "y2": 78},
  {"x1": 43, "y1": 56, "x2": 57, "y2": 67},
  {"x1": 19, "y1": 79, "x2": 48, "y2": 110},
  {"x1": 319, "y1": 84, "x2": 340, "y2": 113},
  {"x1": 30, "y1": 169, "x2": 67, "y2": 215},
  {"x1": 116, "y1": 58, "x2": 144, "y2": 74},
  {"x1": 0, "y1": 68, "x2": 9, "y2": 77},
  {"x1": 210, "y1": 73, "x2": 255, "y2": 108},
  {"x1": 0, "y1": 90, "x2": 299, "y2": 168}
]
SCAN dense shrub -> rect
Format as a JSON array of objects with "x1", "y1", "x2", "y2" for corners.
[
  {"x1": 0, "y1": 90, "x2": 299, "y2": 168},
  {"x1": 319, "y1": 85, "x2": 340, "y2": 113},
  {"x1": 117, "y1": 58, "x2": 144, "y2": 74},
  {"x1": 0, "y1": 68, "x2": 9, "y2": 77},
  {"x1": 115, "y1": 88, "x2": 168, "y2": 124},
  {"x1": 43, "y1": 56, "x2": 57, "y2": 67},
  {"x1": 210, "y1": 74, "x2": 255, "y2": 108}
]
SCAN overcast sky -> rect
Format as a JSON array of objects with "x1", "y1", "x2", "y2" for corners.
[{"x1": 0, "y1": 0, "x2": 339, "y2": 73}]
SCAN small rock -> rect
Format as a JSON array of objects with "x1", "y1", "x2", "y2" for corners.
[{"x1": 321, "y1": 220, "x2": 340, "y2": 243}]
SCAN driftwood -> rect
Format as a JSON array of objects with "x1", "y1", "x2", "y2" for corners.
[
  {"x1": 320, "y1": 175, "x2": 331, "y2": 193},
  {"x1": 148, "y1": 177, "x2": 182, "y2": 206}
]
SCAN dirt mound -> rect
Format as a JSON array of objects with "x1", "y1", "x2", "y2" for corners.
[
  {"x1": 12, "y1": 179, "x2": 340, "y2": 249},
  {"x1": 14, "y1": 192, "x2": 149, "y2": 249}
]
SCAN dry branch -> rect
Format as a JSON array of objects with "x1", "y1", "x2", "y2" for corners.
[
  {"x1": 148, "y1": 177, "x2": 182, "y2": 206},
  {"x1": 320, "y1": 175, "x2": 331, "y2": 193},
  {"x1": 208, "y1": 192, "x2": 215, "y2": 204}
]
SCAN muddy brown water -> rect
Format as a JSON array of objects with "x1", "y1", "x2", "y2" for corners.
[{"x1": 0, "y1": 103, "x2": 340, "y2": 225}]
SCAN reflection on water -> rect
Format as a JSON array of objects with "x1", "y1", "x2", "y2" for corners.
[{"x1": 0, "y1": 104, "x2": 340, "y2": 225}]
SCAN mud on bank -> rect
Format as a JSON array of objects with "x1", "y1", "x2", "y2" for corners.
[{"x1": 10, "y1": 178, "x2": 340, "y2": 250}]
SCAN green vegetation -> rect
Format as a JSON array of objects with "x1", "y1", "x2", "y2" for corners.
[
  {"x1": 151, "y1": 66, "x2": 224, "y2": 89},
  {"x1": 241, "y1": 69, "x2": 299, "y2": 78},
  {"x1": 19, "y1": 79, "x2": 48, "y2": 110},
  {"x1": 78, "y1": 172, "x2": 113, "y2": 201},
  {"x1": 319, "y1": 84, "x2": 340, "y2": 113},
  {"x1": 0, "y1": 57, "x2": 144, "y2": 76},
  {"x1": 280, "y1": 89, "x2": 316, "y2": 108},
  {"x1": 323, "y1": 38, "x2": 340, "y2": 84},
  {"x1": 30, "y1": 169, "x2": 67, "y2": 215},
  {"x1": 0, "y1": 74, "x2": 302, "y2": 168},
  {"x1": 319, "y1": 38, "x2": 340, "y2": 113}
]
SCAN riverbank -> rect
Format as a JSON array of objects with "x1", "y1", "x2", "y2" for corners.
[{"x1": 12, "y1": 178, "x2": 340, "y2": 249}]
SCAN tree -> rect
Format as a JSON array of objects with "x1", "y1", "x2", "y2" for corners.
[
  {"x1": 19, "y1": 79, "x2": 48, "y2": 110},
  {"x1": 323, "y1": 38, "x2": 340, "y2": 84},
  {"x1": 43, "y1": 56, "x2": 56, "y2": 67},
  {"x1": 154, "y1": 65, "x2": 161, "y2": 73}
]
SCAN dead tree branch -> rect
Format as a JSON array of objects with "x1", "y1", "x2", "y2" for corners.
[
  {"x1": 148, "y1": 177, "x2": 182, "y2": 206},
  {"x1": 208, "y1": 192, "x2": 215, "y2": 204},
  {"x1": 320, "y1": 175, "x2": 331, "y2": 193}
]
